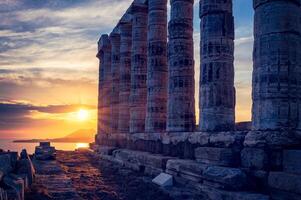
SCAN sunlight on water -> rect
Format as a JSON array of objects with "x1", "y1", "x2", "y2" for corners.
[{"x1": 76, "y1": 143, "x2": 89, "y2": 149}]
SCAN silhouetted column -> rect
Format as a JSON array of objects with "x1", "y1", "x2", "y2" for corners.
[
  {"x1": 118, "y1": 21, "x2": 132, "y2": 134},
  {"x1": 109, "y1": 31, "x2": 121, "y2": 134},
  {"x1": 129, "y1": 3, "x2": 148, "y2": 134},
  {"x1": 167, "y1": 0, "x2": 195, "y2": 132},
  {"x1": 199, "y1": 0, "x2": 235, "y2": 131},
  {"x1": 252, "y1": 0, "x2": 301, "y2": 132},
  {"x1": 145, "y1": 0, "x2": 168, "y2": 133},
  {"x1": 96, "y1": 34, "x2": 112, "y2": 137}
]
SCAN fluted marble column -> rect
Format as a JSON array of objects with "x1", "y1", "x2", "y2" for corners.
[
  {"x1": 252, "y1": 0, "x2": 301, "y2": 132},
  {"x1": 96, "y1": 34, "x2": 112, "y2": 138},
  {"x1": 145, "y1": 0, "x2": 168, "y2": 133},
  {"x1": 199, "y1": 0, "x2": 235, "y2": 131},
  {"x1": 167, "y1": 0, "x2": 195, "y2": 132},
  {"x1": 109, "y1": 31, "x2": 121, "y2": 134},
  {"x1": 129, "y1": 3, "x2": 148, "y2": 134},
  {"x1": 118, "y1": 21, "x2": 132, "y2": 133}
]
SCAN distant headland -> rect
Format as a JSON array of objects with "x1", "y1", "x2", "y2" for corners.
[{"x1": 13, "y1": 129, "x2": 95, "y2": 143}]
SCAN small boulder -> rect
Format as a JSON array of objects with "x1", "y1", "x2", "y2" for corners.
[
  {"x1": 17, "y1": 149, "x2": 35, "y2": 185},
  {"x1": 152, "y1": 173, "x2": 173, "y2": 187}
]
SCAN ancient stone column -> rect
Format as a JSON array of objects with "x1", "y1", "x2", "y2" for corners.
[
  {"x1": 118, "y1": 20, "x2": 132, "y2": 134},
  {"x1": 145, "y1": 0, "x2": 168, "y2": 133},
  {"x1": 109, "y1": 31, "x2": 121, "y2": 134},
  {"x1": 199, "y1": 0, "x2": 235, "y2": 131},
  {"x1": 252, "y1": 0, "x2": 301, "y2": 132},
  {"x1": 129, "y1": 3, "x2": 148, "y2": 134},
  {"x1": 167, "y1": 0, "x2": 195, "y2": 132},
  {"x1": 96, "y1": 34, "x2": 112, "y2": 138}
]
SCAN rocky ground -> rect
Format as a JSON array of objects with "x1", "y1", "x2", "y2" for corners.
[{"x1": 26, "y1": 150, "x2": 177, "y2": 200}]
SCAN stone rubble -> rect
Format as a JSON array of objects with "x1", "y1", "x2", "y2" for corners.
[{"x1": 0, "y1": 149, "x2": 36, "y2": 200}]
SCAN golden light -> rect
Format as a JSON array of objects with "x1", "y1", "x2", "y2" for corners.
[
  {"x1": 76, "y1": 143, "x2": 89, "y2": 149},
  {"x1": 76, "y1": 109, "x2": 89, "y2": 121}
]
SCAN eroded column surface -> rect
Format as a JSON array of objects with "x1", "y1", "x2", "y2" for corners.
[
  {"x1": 129, "y1": 3, "x2": 148, "y2": 134},
  {"x1": 109, "y1": 32, "x2": 121, "y2": 134},
  {"x1": 252, "y1": 0, "x2": 301, "y2": 131},
  {"x1": 199, "y1": 0, "x2": 235, "y2": 131},
  {"x1": 118, "y1": 21, "x2": 132, "y2": 133},
  {"x1": 145, "y1": 0, "x2": 168, "y2": 133},
  {"x1": 96, "y1": 34, "x2": 112, "y2": 138},
  {"x1": 167, "y1": 0, "x2": 195, "y2": 132}
]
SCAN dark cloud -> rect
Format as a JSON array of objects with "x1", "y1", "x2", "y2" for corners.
[{"x1": 0, "y1": 101, "x2": 96, "y2": 130}]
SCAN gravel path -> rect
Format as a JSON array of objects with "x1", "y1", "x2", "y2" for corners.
[{"x1": 55, "y1": 150, "x2": 173, "y2": 200}]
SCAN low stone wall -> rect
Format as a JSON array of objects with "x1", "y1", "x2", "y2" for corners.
[{"x1": 94, "y1": 130, "x2": 301, "y2": 199}]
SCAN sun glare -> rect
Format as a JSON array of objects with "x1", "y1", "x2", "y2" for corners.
[
  {"x1": 77, "y1": 109, "x2": 89, "y2": 121},
  {"x1": 76, "y1": 143, "x2": 89, "y2": 149}
]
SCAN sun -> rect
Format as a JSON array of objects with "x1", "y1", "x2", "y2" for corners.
[{"x1": 76, "y1": 109, "x2": 89, "y2": 121}]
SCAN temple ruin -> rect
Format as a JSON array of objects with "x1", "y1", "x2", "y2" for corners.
[{"x1": 95, "y1": 0, "x2": 301, "y2": 199}]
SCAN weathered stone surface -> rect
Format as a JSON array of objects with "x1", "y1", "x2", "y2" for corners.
[
  {"x1": 268, "y1": 172, "x2": 301, "y2": 195},
  {"x1": 0, "y1": 154, "x2": 13, "y2": 175},
  {"x1": 166, "y1": 159, "x2": 207, "y2": 183},
  {"x1": 95, "y1": 146, "x2": 117, "y2": 156},
  {"x1": 145, "y1": 0, "x2": 168, "y2": 133},
  {"x1": 203, "y1": 166, "x2": 247, "y2": 190},
  {"x1": 252, "y1": 0, "x2": 301, "y2": 132},
  {"x1": 35, "y1": 142, "x2": 56, "y2": 160},
  {"x1": 109, "y1": 31, "x2": 120, "y2": 134},
  {"x1": 17, "y1": 149, "x2": 35, "y2": 185},
  {"x1": 195, "y1": 147, "x2": 238, "y2": 167},
  {"x1": 113, "y1": 149, "x2": 172, "y2": 172},
  {"x1": 152, "y1": 173, "x2": 173, "y2": 187},
  {"x1": 118, "y1": 20, "x2": 132, "y2": 134},
  {"x1": 167, "y1": 0, "x2": 195, "y2": 132},
  {"x1": 209, "y1": 132, "x2": 245, "y2": 148},
  {"x1": 283, "y1": 150, "x2": 301, "y2": 175},
  {"x1": 97, "y1": 34, "x2": 112, "y2": 137},
  {"x1": 198, "y1": 185, "x2": 270, "y2": 200},
  {"x1": 188, "y1": 132, "x2": 210, "y2": 145},
  {"x1": 4, "y1": 175, "x2": 25, "y2": 200},
  {"x1": 199, "y1": 0, "x2": 235, "y2": 131},
  {"x1": 129, "y1": 3, "x2": 148, "y2": 134},
  {"x1": 244, "y1": 131, "x2": 300, "y2": 148},
  {"x1": 269, "y1": 189, "x2": 301, "y2": 200},
  {"x1": 241, "y1": 148, "x2": 268, "y2": 170}
]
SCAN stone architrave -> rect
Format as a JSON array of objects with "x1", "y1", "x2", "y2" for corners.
[
  {"x1": 199, "y1": 0, "x2": 236, "y2": 131},
  {"x1": 118, "y1": 19, "x2": 132, "y2": 133},
  {"x1": 97, "y1": 34, "x2": 112, "y2": 138},
  {"x1": 129, "y1": 3, "x2": 148, "y2": 134},
  {"x1": 145, "y1": 0, "x2": 168, "y2": 133},
  {"x1": 167, "y1": 0, "x2": 195, "y2": 132},
  {"x1": 109, "y1": 31, "x2": 121, "y2": 134},
  {"x1": 252, "y1": 0, "x2": 301, "y2": 132}
]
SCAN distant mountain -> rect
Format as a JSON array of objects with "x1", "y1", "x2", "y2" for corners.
[
  {"x1": 14, "y1": 129, "x2": 96, "y2": 143},
  {"x1": 59, "y1": 129, "x2": 95, "y2": 142}
]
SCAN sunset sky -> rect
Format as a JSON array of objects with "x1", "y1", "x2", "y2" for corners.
[{"x1": 0, "y1": 0, "x2": 254, "y2": 139}]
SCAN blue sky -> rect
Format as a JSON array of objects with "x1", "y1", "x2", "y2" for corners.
[{"x1": 0, "y1": 0, "x2": 254, "y2": 138}]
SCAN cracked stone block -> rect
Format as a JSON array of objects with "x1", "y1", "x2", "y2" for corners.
[
  {"x1": 166, "y1": 159, "x2": 207, "y2": 183},
  {"x1": 152, "y1": 173, "x2": 173, "y2": 187},
  {"x1": 195, "y1": 147, "x2": 238, "y2": 167},
  {"x1": 203, "y1": 166, "x2": 247, "y2": 190},
  {"x1": 199, "y1": 185, "x2": 270, "y2": 200},
  {"x1": 241, "y1": 148, "x2": 268, "y2": 170},
  {"x1": 283, "y1": 150, "x2": 301, "y2": 175},
  {"x1": 268, "y1": 172, "x2": 301, "y2": 195}
]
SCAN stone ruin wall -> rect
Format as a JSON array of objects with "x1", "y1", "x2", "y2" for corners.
[{"x1": 95, "y1": 0, "x2": 301, "y2": 199}]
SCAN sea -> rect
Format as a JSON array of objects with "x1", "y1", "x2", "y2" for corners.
[{"x1": 0, "y1": 139, "x2": 89, "y2": 154}]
